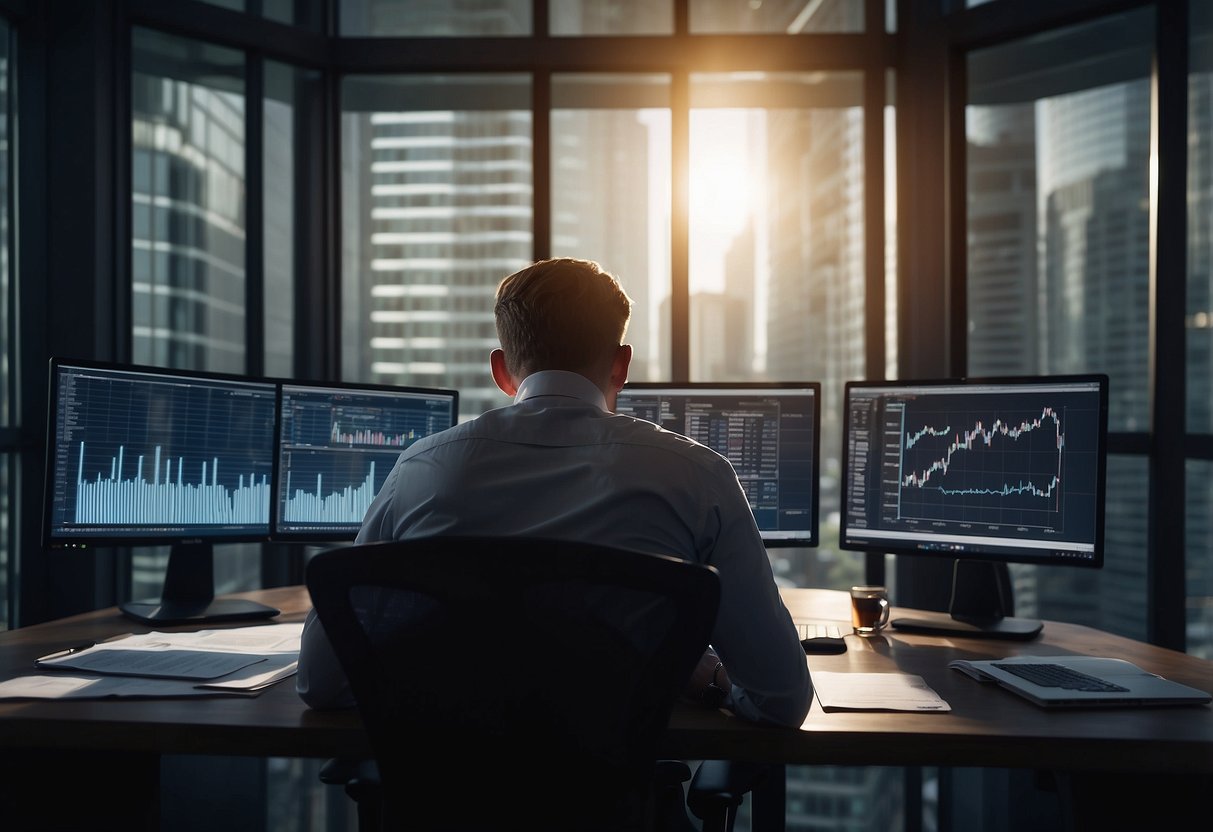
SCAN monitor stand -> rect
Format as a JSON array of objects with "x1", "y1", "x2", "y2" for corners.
[
  {"x1": 891, "y1": 559, "x2": 1042, "y2": 640},
  {"x1": 120, "y1": 542, "x2": 280, "y2": 626}
]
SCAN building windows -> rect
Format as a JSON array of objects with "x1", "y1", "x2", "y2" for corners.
[
  {"x1": 131, "y1": 28, "x2": 248, "y2": 375},
  {"x1": 339, "y1": 0, "x2": 532, "y2": 36},
  {"x1": 550, "y1": 0, "x2": 672, "y2": 35},
  {"x1": 341, "y1": 74, "x2": 533, "y2": 417},
  {"x1": 689, "y1": 0, "x2": 864, "y2": 33}
]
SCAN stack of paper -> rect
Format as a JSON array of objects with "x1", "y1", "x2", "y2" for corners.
[
  {"x1": 0, "y1": 622, "x2": 303, "y2": 700},
  {"x1": 811, "y1": 670, "x2": 951, "y2": 712}
]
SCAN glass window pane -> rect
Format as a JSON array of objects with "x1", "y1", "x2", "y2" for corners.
[
  {"x1": 264, "y1": 61, "x2": 311, "y2": 378},
  {"x1": 690, "y1": 0, "x2": 862, "y2": 33},
  {"x1": 966, "y1": 9, "x2": 1154, "y2": 432},
  {"x1": 551, "y1": 74, "x2": 670, "y2": 381},
  {"x1": 340, "y1": 0, "x2": 531, "y2": 36},
  {"x1": 340, "y1": 75, "x2": 533, "y2": 418},
  {"x1": 0, "y1": 455, "x2": 8, "y2": 630},
  {"x1": 1189, "y1": 2, "x2": 1213, "y2": 433},
  {"x1": 1009, "y1": 454, "x2": 1148, "y2": 640},
  {"x1": 130, "y1": 30, "x2": 257, "y2": 601},
  {"x1": 130, "y1": 541, "x2": 264, "y2": 605},
  {"x1": 966, "y1": 12, "x2": 1154, "y2": 638},
  {"x1": 131, "y1": 28, "x2": 247, "y2": 374},
  {"x1": 0, "y1": 21, "x2": 9, "y2": 630},
  {"x1": 1187, "y1": 460, "x2": 1213, "y2": 659},
  {"x1": 0, "y1": 20, "x2": 8, "y2": 430},
  {"x1": 263, "y1": 0, "x2": 325, "y2": 30},
  {"x1": 689, "y1": 71, "x2": 866, "y2": 591},
  {"x1": 550, "y1": 1, "x2": 673, "y2": 35}
]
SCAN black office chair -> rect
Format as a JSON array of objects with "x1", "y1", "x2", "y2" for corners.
[{"x1": 306, "y1": 536, "x2": 721, "y2": 831}]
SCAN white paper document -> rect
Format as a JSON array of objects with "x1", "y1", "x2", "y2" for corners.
[
  {"x1": 812, "y1": 671, "x2": 952, "y2": 712},
  {"x1": 0, "y1": 622, "x2": 303, "y2": 699}
]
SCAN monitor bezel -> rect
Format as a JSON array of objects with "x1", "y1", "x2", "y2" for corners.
[
  {"x1": 838, "y1": 373, "x2": 1109, "y2": 569},
  {"x1": 42, "y1": 357, "x2": 281, "y2": 549},
  {"x1": 618, "y1": 381, "x2": 822, "y2": 548},
  {"x1": 270, "y1": 377, "x2": 460, "y2": 543}
]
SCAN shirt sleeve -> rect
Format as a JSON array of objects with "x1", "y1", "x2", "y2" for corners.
[
  {"x1": 701, "y1": 460, "x2": 813, "y2": 728},
  {"x1": 295, "y1": 607, "x2": 356, "y2": 710}
]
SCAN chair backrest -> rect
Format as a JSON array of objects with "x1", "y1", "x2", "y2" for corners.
[{"x1": 305, "y1": 536, "x2": 720, "y2": 831}]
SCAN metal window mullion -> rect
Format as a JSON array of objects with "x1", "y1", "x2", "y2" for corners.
[
  {"x1": 1148, "y1": 0, "x2": 1188, "y2": 651},
  {"x1": 864, "y1": 0, "x2": 888, "y2": 586},
  {"x1": 946, "y1": 41, "x2": 967, "y2": 378},
  {"x1": 533, "y1": 69, "x2": 550, "y2": 262},
  {"x1": 670, "y1": 70, "x2": 689, "y2": 381},
  {"x1": 320, "y1": 65, "x2": 341, "y2": 380},
  {"x1": 113, "y1": 5, "x2": 135, "y2": 612},
  {"x1": 246, "y1": 51, "x2": 264, "y2": 378},
  {"x1": 3, "y1": 19, "x2": 15, "y2": 428}
]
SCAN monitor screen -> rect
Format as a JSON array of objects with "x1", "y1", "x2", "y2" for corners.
[
  {"x1": 839, "y1": 375, "x2": 1108, "y2": 568},
  {"x1": 44, "y1": 359, "x2": 278, "y2": 546},
  {"x1": 614, "y1": 382, "x2": 820, "y2": 547},
  {"x1": 273, "y1": 381, "x2": 459, "y2": 540}
]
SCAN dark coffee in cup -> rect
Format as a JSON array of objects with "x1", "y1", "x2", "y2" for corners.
[{"x1": 849, "y1": 585, "x2": 890, "y2": 636}]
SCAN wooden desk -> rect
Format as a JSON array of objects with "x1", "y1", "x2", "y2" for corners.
[{"x1": 2, "y1": 586, "x2": 1212, "y2": 775}]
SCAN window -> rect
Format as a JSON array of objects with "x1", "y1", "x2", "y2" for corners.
[
  {"x1": 130, "y1": 28, "x2": 257, "y2": 601},
  {"x1": 131, "y1": 28, "x2": 247, "y2": 374},
  {"x1": 965, "y1": 8, "x2": 1154, "y2": 640},
  {"x1": 340, "y1": 74, "x2": 533, "y2": 418},
  {"x1": 690, "y1": 0, "x2": 864, "y2": 33},
  {"x1": 690, "y1": 70, "x2": 868, "y2": 590},
  {"x1": 339, "y1": 0, "x2": 531, "y2": 36},
  {"x1": 264, "y1": 61, "x2": 313, "y2": 378},
  {"x1": 1188, "y1": 1, "x2": 1213, "y2": 658},
  {"x1": 550, "y1": 0, "x2": 672, "y2": 35},
  {"x1": 0, "y1": 18, "x2": 10, "y2": 630},
  {"x1": 11, "y1": 2, "x2": 1200, "y2": 828},
  {"x1": 551, "y1": 73, "x2": 671, "y2": 380}
]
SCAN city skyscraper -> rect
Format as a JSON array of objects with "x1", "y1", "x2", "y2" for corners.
[{"x1": 341, "y1": 86, "x2": 534, "y2": 417}]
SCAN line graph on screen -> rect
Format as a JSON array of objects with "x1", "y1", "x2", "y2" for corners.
[{"x1": 896, "y1": 403, "x2": 1074, "y2": 529}]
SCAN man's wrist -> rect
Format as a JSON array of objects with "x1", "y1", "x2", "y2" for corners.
[{"x1": 700, "y1": 660, "x2": 727, "y2": 707}]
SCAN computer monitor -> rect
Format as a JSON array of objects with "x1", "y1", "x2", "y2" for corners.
[
  {"x1": 273, "y1": 380, "x2": 459, "y2": 541},
  {"x1": 614, "y1": 382, "x2": 820, "y2": 546},
  {"x1": 43, "y1": 358, "x2": 280, "y2": 624},
  {"x1": 839, "y1": 374, "x2": 1109, "y2": 639}
]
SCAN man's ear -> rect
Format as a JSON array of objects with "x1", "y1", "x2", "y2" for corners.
[
  {"x1": 608, "y1": 344, "x2": 632, "y2": 393},
  {"x1": 490, "y1": 349, "x2": 518, "y2": 397}
]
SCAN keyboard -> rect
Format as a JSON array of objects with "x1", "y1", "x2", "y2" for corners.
[
  {"x1": 797, "y1": 621, "x2": 847, "y2": 654},
  {"x1": 991, "y1": 662, "x2": 1129, "y2": 692}
]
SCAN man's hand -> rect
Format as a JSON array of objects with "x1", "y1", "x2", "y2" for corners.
[{"x1": 683, "y1": 648, "x2": 731, "y2": 707}]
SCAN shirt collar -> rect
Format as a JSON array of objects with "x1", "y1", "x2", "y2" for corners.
[{"x1": 514, "y1": 370, "x2": 608, "y2": 411}]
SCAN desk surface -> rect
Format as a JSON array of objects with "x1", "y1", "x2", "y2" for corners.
[{"x1": 2, "y1": 587, "x2": 1212, "y2": 773}]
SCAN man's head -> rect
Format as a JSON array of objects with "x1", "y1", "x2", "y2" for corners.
[{"x1": 491, "y1": 258, "x2": 633, "y2": 398}]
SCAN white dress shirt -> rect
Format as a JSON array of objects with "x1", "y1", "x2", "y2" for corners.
[{"x1": 297, "y1": 370, "x2": 812, "y2": 727}]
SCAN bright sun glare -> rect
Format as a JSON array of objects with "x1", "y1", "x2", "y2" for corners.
[{"x1": 689, "y1": 110, "x2": 763, "y2": 293}]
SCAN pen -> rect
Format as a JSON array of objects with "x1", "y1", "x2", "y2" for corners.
[{"x1": 34, "y1": 643, "x2": 95, "y2": 664}]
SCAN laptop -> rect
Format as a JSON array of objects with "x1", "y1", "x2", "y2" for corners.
[{"x1": 949, "y1": 654, "x2": 1212, "y2": 708}]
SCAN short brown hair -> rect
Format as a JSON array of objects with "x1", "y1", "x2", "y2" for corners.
[{"x1": 494, "y1": 258, "x2": 632, "y2": 377}]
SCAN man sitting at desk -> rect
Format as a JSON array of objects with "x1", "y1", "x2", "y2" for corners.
[{"x1": 297, "y1": 256, "x2": 812, "y2": 728}]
